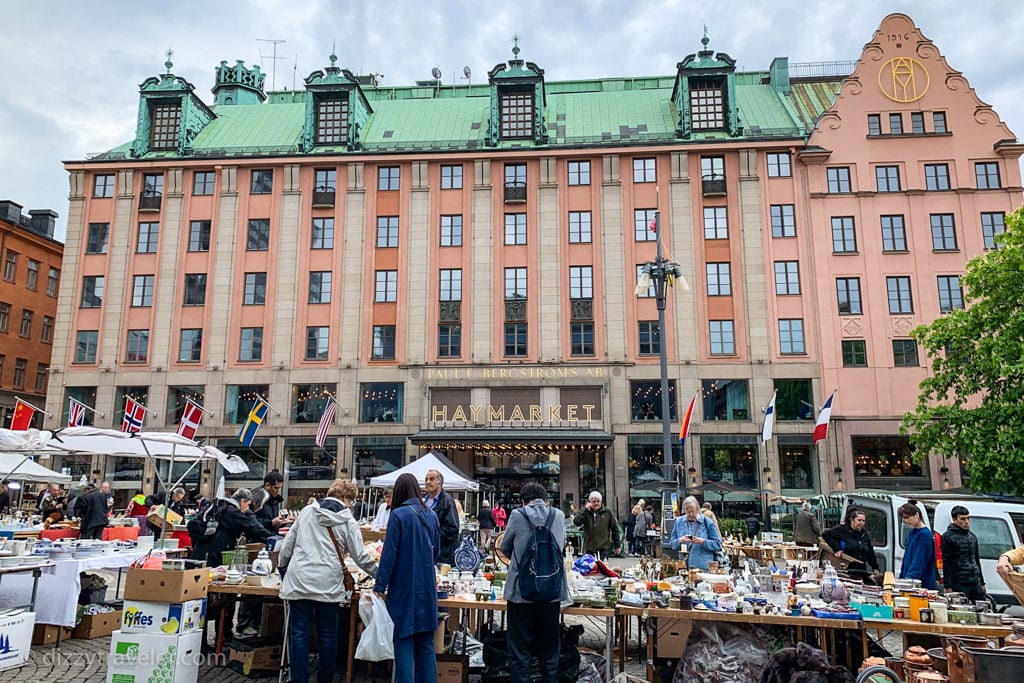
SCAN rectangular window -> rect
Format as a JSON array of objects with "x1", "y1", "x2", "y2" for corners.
[
  {"x1": 889, "y1": 113, "x2": 903, "y2": 135},
  {"x1": 635, "y1": 379, "x2": 680, "y2": 421},
  {"x1": 690, "y1": 79, "x2": 725, "y2": 130},
  {"x1": 887, "y1": 276, "x2": 913, "y2": 314},
  {"x1": 183, "y1": 273, "x2": 207, "y2": 306},
  {"x1": 26, "y1": 260, "x2": 39, "y2": 290},
  {"x1": 372, "y1": 325, "x2": 396, "y2": 360},
  {"x1": 440, "y1": 215, "x2": 462, "y2": 247},
  {"x1": 500, "y1": 91, "x2": 534, "y2": 138},
  {"x1": 132, "y1": 274, "x2": 154, "y2": 307},
  {"x1": 93, "y1": 174, "x2": 115, "y2": 198},
  {"x1": 149, "y1": 102, "x2": 181, "y2": 149},
  {"x1": 831, "y1": 216, "x2": 857, "y2": 253},
  {"x1": 701, "y1": 156, "x2": 725, "y2": 189},
  {"x1": 706, "y1": 262, "x2": 731, "y2": 296},
  {"x1": 881, "y1": 215, "x2": 907, "y2": 252},
  {"x1": 827, "y1": 167, "x2": 852, "y2": 193},
  {"x1": 316, "y1": 97, "x2": 349, "y2": 145},
  {"x1": 937, "y1": 275, "x2": 964, "y2": 313},
  {"x1": 924, "y1": 163, "x2": 950, "y2": 191},
  {"x1": 305, "y1": 327, "x2": 330, "y2": 360},
  {"x1": 311, "y1": 217, "x2": 334, "y2": 249},
  {"x1": 842, "y1": 340, "x2": 868, "y2": 367},
  {"x1": 910, "y1": 112, "x2": 925, "y2": 134},
  {"x1": 505, "y1": 267, "x2": 527, "y2": 300},
  {"x1": 74, "y1": 330, "x2": 99, "y2": 363},
  {"x1": 930, "y1": 213, "x2": 958, "y2": 251},
  {"x1": 86, "y1": 223, "x2": 109, "y2": 254},
  {"x1": 314, "y1": 168, "x2": 336, "y2": 192},
  {"x1": 876, "y1": 165, "x2": 901, "y2": 192},
  {"x1": 766, "y1": 152, "x2": 792, "y2": 177},
  {"x1": 19, "y1": 310, "x2": 32, "y2": 337},
  {"x1": 635, "y1": 265, "x2": 655, "y2": 298},
  {"x1": 893, "y1": 339, "x2": 919, "y2": 367},
  {"x1": 0, "y1": 303, "x2": 8, "y2": 332},
  {"x1": 47, "y1": 267, "x2": 59, "y2": 296},
  {"x1": 34, "y1": 363, "x2": 47, "y2": 392},
  {"x1": 136, "y1": 222, "x2": 159, "y2": 253},
  {"x1": 178, "y1": 329, "x2": 203, "y2": 362},
  {"x1": 709, "y1": 320, "x2": 735, "y2": 355},
  {"x1": 41, "y1": 316, "x2": 53, "y2": 343},
  {"x1": 779, "y1": 319, "x2": 805, "y2": 354},
  {"x1": 569, "y1": 266, "x2": 593, "y2": 299},
  {"x1": 187, "y1": 220, "x2": 211, "y2": 252},
  {"x1": 440, "y1": 164, "x2": 463, "y2": 189},
  {"x1": 975, "y1": 162, "x2": 1001, "y2": 189},
  {"x1": 250, "y1": 169, "x2": 273, "y2": 194},
  {"x1": 638, "y1": 320, "x2": 661, "y2": 355},
  {"x1": 703, "y1": 207, "x2": 728, "y2": 239},
  {"x1": 570, "y1": 322, "x2": 594, "y2": 356},
  {"x1": 2, "y1": 252, "x2": 16, "y2": 281},
  {"x1": 376, "y1": 216, "x2": 399, "y2": 248},
  {"x1": 981, "y1": 211, "x2": 1006, "y2": 249},
  {"x1": 143, "y1": 173, "x2": 164, "y2": 200},
  {"x1": 933, "y1": 111, "x2": 948, "y2": 133},
  {"x1": 568, "y1": 211, "x2": 592, "y2": 243},
  {"x1": 774, "y1": 261, "x2": 800, "y2": 295},
  {"x1": 239, "y1": 327, "x2": 263, "y2": 362},
  {"x1": 770, "y1": 204, "x2": 796, "y2": 238},
  {"x1": 309, "y1": 271, "x2": 332, "y2": 304},
  {"x1": 193, "y1": 171, "x2": 215, "y2": 195},
  {"x1": 438, "y1": 324, "x2": 461, "y2": 358},
  {"x1": 377, "y1": 166, "x2": 400, "y2": 190},
  {"x1": 439, "y1": 269, "x2": 462, "y2": 301},
  {"x1": 634, "y1": 209, "x2": 657, "y2": 242},
  {"x1": 504, "y1": 323, "x2": 527, "y2": 356},
  {"x1": 12, "y1": 359, "x2": 25, "y2": 388},
  {"x1": 568, "y1": 161, "x2": 591, "y2": 186},
  {"x1": 247, "y1": 219, "x2": 270, "y2": 250},
  {"x1": 243, "y1": 272, "x2": 267, "y2": 305},
  {"x1": 125, "y1": 329, "x2": 149, "y2": 363},
  {"x1": 867, "y1": 114, "x2": 882, "y2": 136},
  {"x1": 633, "y1": 158, "x2": 656, "y2": 183},
  {"x1": 836, "y1": 277, "x2": 862, "y2": 315},
  {"x1": 81, "y1": 275, "x2": 104, "y2": 308},
  {"x1": 504, "y1": 213, "x2": 526, "y2": 245},
  {"x1": 375, "y1": 270, "x2": 398, "y2": 302}
]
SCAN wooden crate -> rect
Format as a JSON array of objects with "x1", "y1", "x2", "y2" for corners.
[{"x1": 1002, "y1": 570, "x2": 1024, "y2": 605}]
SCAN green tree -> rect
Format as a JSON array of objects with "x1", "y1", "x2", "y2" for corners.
[{"x1": 902, "y1": 207, "x2": 1024, "y2": 493}]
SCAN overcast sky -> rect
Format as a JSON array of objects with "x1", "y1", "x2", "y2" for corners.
[{"x1": 1, "y1": 0, "x2": 1022, "y2": 241}]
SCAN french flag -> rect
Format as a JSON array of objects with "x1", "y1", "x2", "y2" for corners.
[{"x1": 813, "y1": 392, "x2": 836, "y2": 444}]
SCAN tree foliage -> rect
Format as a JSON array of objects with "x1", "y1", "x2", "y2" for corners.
[{"x1": 902, "y1": 207, "x2": 1024, "y2": 493}]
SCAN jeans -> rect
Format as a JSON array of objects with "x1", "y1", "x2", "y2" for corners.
[
  {"x1": 508, "y1": 601, "x2": 560, "y2": 683},
  {"x1": 288, "y1": 599, "x2": 340, "y2": 683},
  {"x1": 393, "y1": 631, "x2": 435, "y2": 683}
]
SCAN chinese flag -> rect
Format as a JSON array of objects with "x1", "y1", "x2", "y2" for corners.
[{"x1": 11, "y1": 398, "x2": 35, "y2": 430}]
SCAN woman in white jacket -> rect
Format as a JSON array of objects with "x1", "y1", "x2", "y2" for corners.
[{"x1": 278, "y1": 479, "x2": 378, "y2": 683}]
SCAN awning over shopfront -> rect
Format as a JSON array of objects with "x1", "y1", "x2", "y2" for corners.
[{"x1": 409, "y1": 428, "x2": 615, "y2": 449}]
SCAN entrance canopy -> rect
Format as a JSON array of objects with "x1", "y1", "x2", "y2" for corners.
[
  {"x1": 0, "y1": 453, "x2": 72, "y2": 483},
  {"x1": 369, "y1": 450, "x2": 479, "y2": 492}
]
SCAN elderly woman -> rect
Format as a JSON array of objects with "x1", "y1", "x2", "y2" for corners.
[
  {"x1": 668, "y1": 495, "x2": 723, "y2": 570},
  {"x1": 279, "y1": 479, "x2": 378, "y2": 683}
]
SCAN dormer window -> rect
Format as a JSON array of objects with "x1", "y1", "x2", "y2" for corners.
[
  {"x1": 689, "y1": 77, "x2": 725, "y2": 131},
  {"x1": 500, "y1": 89, "x2": 534, "y2": 139},
  {"x1": 149, "y1": 102, "x2": 181, "y2": 149},
  {"x1": 316, "y1": 97, "x2": 349, "y2": 145}
]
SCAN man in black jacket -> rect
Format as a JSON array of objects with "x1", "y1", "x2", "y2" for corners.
[
  {"x1": 253, "y1": 471, "x2": 287, "y2": 533},
  {"x1": 78, "y1": 485, "x2": 110, "y2": 540},
  {"x1": 941, "y1": 505, "x2": 987, "y2": 601},
  {"x1": 424, "y1": 469, "x2": 460, "y2": 565}
]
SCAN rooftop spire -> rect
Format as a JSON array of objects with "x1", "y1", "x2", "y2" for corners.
[
  {"x1": 164, "y1": 47, "x2": 174, "y2": 74},
  {"x1": 511, "y1": 33, "x2": 520, "y2": 59},
  {"x1": 701, "y1": 25, "x2": 710, "y2": 50}
]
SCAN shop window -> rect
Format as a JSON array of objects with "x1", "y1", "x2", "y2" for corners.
[
  {"x1": 353, "y1": 437, "x2": 405, "y2": 489},
  {"x1": 701, "y1": 443, "x2": 756, "y2": 488},
  {"x1": 224, "y1": 384, "x2": 270, "y2": 424},
  {"x1": 218, "y1": 438, "x2": 269, "y2": 484},
  {"x1": 630, "y1": 379, "x2": 677, "y2": 422},
  {"x1": 701, "y1": 379, "x2": 749, "y2": 421},
  {"x1": 165, "y1": 386, "x2": 205, "y2": 428},
  {"x1": 285, "y1": 437, "x2": 338, "y2": 508},
  {"x1": 779, "y1": 445, "x2": 814, "y2": 490},
  {"x1": 851, "y1": 435, "x2": 926, "y2": 486},
  {"x1": 773, "y1": 379, "x2": 813, "y2": 421},
  {"x1": 360, "y1": 382, "x2": 403, "y2": 423},
  {"x1": 292, "y1": 383, "x2": 337, "y2": 424}
]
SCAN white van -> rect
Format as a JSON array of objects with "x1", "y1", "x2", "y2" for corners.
[{"x1": 839, "y1": 492, "x2": 1024, "y2": 605}]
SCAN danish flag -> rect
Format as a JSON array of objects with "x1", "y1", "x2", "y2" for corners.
[
  {"x1": 177, "y1": 398, "x2": 204, "y2": 440},
  {"x1": 122, "y1": 397, "x2": 146, "y2": 433}
]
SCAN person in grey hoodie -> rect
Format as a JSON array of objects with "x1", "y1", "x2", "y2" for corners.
[
  {"x1": 500, "y1": 483, "x2": 570, "y2": 683},
  {"x1": 279, "y1": 479, "x2": 378, "y2": 683}
]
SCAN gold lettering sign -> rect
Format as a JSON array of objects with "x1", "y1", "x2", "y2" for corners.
[
  {"x1": 424, "y1": 366, "x2": 606, "y2": 381},
  {"x1": 878, "y1": 57, "x2": 929, "y2": 103},
  {"x1": 430, "y1": 403, "x2": 598, "y2": 427}
]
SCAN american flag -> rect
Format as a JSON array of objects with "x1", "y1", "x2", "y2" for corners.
[
  {"x1": 68, "y1": 398, "x2": 86, "y2": 427},
  {"x1": 177, "y1": 398, "x2": 204, "y2": 440},
  {"x1": 122, "y1": 397, "x2": 146, "y2": 433},
  {"x1": 315, "y1": 397, "x2": 337, "y2": 448}
]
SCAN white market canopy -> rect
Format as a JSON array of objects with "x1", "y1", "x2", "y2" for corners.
[
  {"x1": 0, "y1": 453, "x2": 72, "y2": 483},
  {"x1": 369, "y1": 450, "x2": 479, "y2": 492}
]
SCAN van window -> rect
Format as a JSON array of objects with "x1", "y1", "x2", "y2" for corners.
[
  {"x1": 971, "y1": 516, "x2": 1014, "y2": 560},
  {"x1": 1009, "y1": 513, "x2": 1024, "y2": 543},
  {"x1": 863, "y1": 509, "x2": 888, "y2": 548}
]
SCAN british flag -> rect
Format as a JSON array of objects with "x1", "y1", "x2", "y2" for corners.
[
  {"x1": 177, "y1": 398, "x2": 204, "y2": 440},
  {"x1": 122, "y1": 397, "x2": 146, "y2": 433},
  {"x1": 68, "y1": 398, "x2": 86, "y2": 427}
]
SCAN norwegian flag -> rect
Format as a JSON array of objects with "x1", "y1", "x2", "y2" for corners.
[
  {"x1": 315, "y1": 397, "x2": 337, "y2": 448},
  {"x1": 177, "y1": 398, "x2": 204, "y2": 440},
  {"x1": 68, "y1": 398, "x2": 86, "y2": 427},
  {"x1": 122, "y1": 397, "x2": 146, "y2": 433}
]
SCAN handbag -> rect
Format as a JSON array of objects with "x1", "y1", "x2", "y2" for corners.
[{"x1": 327, "y1": 526, "x2": 356, "y2": 594}]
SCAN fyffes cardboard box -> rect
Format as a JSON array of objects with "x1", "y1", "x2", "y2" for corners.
[
  {"x1": 121, "y1": 599, "x2": 206, "y2": 635},
  {"x1": 107, "y1": 630, "x2": 202, "y2": 683},
  {"x1": 0, "y1": 611, "x2": 35, "y2": 672}
]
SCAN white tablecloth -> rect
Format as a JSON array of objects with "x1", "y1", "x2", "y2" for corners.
[{"x1": 0, "y1": 550, "x2": 149, "y2": 627}]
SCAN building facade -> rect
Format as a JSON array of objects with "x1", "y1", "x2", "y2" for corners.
[{"x1": 50, "y1": 14, "x2": 1022, "y2": 511}]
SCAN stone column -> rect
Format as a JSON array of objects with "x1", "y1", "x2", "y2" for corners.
[
  {"x1": 600, "y1": 155, "x2": 626, "y2": 362},
  {"x1": 537, "y1": 157, "x2": 561, "y2": 361},
  {"x1": 405, "y1": 161, "x2": 431, "y2": 365},
  {"x1": 339, "y1": 163, "x2": 367, "y2": 367},
  {"x1": 471, "y1": 159, "x2": 493, "y2": 362}
]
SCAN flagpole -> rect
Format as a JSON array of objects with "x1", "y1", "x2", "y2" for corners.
[
  {"x1": 257, "y1": 396, "x2": 282, "y2": 416},
  {"x1": 13, "y1": 397, "x2": 53, "y2": 417},
  {"x1": 70, "y1": 399, "x2": 105, "y2": 419}
]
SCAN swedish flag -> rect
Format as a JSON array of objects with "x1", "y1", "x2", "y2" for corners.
[{"x1": 238, "y1": 398, "x2": 269, "y2": 446}]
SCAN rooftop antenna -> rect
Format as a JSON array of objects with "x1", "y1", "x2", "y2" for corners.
[
  {"x1": 256, "y1": 38, "x2": 287, "y2": 90},
  {"x1": 431, "y1": 66, "x2": 442, "y2": 97},
  {"x1": 462, "y1": 65, "x2": 471, "y2": 88},
  {"x1": 292, "y1": 55, "x2": 298, "y2": 91}
]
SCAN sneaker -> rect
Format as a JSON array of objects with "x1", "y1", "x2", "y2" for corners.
[{"x1": 236, "y1": 626, "x2": 259, "y2": 638}]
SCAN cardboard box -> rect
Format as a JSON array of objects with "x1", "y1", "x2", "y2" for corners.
[
  {"x1": 224, "y1": 641, "x2": 284, "y2": 675},
  {"x1": 0, "y1": 611, "x2": 35, "y2": 671},
  {"x1": 436, "y1": 653, "x2": 469, "y2": 683},
  {"x1": 121, "y1": 599, "x2": 206, "y2": 635},
  {"x1": 258, "y1": 602, "x2": 284, "y2": 639},
  {"x1": 656, "y1": 618, "x2": 692, "y2": 659},
  {"x1": 72, "y1": 609, "x2": 122, "y2": 640},
  {"x1": 851, "y1": 600, "x2": 893, "y2": 621},
  {"x1": 147, "y1": 506, "x2": 184, "y2": 531},
  {"x1": 107, "y1": 630, "x2": 202, "y2": 683},
  {"x1": 124, "y1": 567, "x2": 208, "y2": 602},
  {"x1": 31, "y1": 623, "x2": 73, "y2": 645}
]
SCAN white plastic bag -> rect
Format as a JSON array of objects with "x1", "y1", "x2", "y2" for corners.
[{"x1": 354, "y1": 592, "x2": 394, "y2": 661}]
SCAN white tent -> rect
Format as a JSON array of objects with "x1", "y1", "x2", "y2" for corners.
[
  {"x1": 0, "y1": 453, "x2": 72, "y2": 483},
  {"x1": 369, "y1": 451, "x2": 479, "y2": 492}
]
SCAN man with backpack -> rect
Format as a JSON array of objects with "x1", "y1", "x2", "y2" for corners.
[{"x1": 500, "y1": 483, "x2": 569, "y2": 683}]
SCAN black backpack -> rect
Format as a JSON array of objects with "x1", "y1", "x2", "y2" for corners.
[
  {"x1": 188, "y1": 499, "x2": 226, "y2": 539},
  {"x1": 515, "y1": 508, "x2": 563, "y2": 602}
]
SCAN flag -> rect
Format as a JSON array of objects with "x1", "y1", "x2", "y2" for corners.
[
  {"x1": 678, "y1": 391, "x2": 698, "y2": 444},
  {"x1": 649, "y1": 215, "x2": 658, "y2": 234},
  {"x1": 177, "y1": 399, "x2": 204, "y2": 440},
  {"x1": 315, "y1": 397, "x2": 337, "y2": 447},
  {"x1": 760, "y1": 391, "x2": 778, "y2": 443},
  {"x1": 122, "y1": 397, "x2": 146, "y2": 433},
  {"x1": 813, "y1": 392, "x2": 836, "y2": 444},
  {"x1": 238, "y1": 397, "x2": 269, "y2": 447},
  {"x1": 10, "y1": 398, "x2": 35, "y2": 430},
  {"x1": 68, "y1": 398, "x2": 86, "y2": 427}
]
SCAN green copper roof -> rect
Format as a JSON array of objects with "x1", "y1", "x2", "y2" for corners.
[{"x1": 193, "y1": 102, "x2": 305, "y2": 154}]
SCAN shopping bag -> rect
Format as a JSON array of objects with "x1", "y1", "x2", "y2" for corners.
[{"x1": 354, "y1": 592, "x2": 394, "y2": 661}]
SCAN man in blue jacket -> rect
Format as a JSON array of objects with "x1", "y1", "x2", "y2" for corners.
[{"x1": 898, "y1": 502, "x2": 938, "y2": 589}]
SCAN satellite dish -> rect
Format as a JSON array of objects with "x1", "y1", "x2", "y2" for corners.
[
  {"x1": 463, "y1": 66, "x2": 471, "y2": 79},
  {"x1": 431, "y1": 67, "x2": 442, "y2": 80}
]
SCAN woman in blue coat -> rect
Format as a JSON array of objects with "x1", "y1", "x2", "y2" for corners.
[{"x1": 373, "y1": 473, "x2": 440, "y2": 683}]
